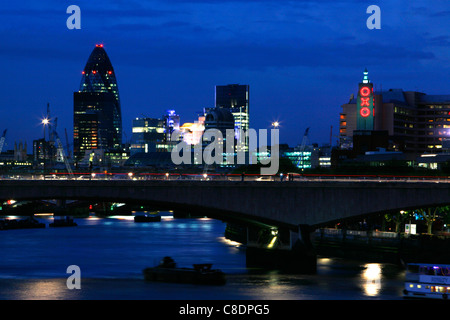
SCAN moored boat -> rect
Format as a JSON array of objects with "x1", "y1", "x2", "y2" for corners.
[
  {"x1": 49, "y1": 217, "x2": 78, "y2": 227},
  {"x1": 0, "y1": 217, "x2": 45, "y2": 230},
  {"x1": 143, "y1": 256, "x2": 226, "y2": 285},
  {"x1": 134, "y1": 212, "x2": 161, "y2": 222},
  {"x1": 403, "y1": 263, "x2": 450, "y2": 300}
]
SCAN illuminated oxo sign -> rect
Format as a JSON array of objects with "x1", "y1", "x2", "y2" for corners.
[
  {"x1": 360, "y1": 107, "x2": 371, "y2": 117},
  {"x1": 361, "y1": 98, "x2": 370, "y2": 106},
  {"x1": 360, "y1": 87, "x2": 371, "y2": 97},
  {"x1": 359, "y1": 86, "x2": 372, "y2": 117},
  {"x1": 357, "y1": 82, "x2": 374, "y2": 130}
]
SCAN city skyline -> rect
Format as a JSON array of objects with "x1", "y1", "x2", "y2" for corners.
[{"x1": 0, "y1": 1, "x2": 449, "y2": 152}]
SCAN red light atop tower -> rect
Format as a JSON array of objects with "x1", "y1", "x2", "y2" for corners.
[
  {"x1": 92, "y1": 70, "x2": 97, "y2": 74},
  {"x1": 108, "y1": 71, "x2": 112, "y2": 75},
  {"x1": 95, "y1": 44, "x2": 104, "y2": 48}
]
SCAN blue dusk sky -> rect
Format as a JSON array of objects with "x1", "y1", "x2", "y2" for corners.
[{"x1": 0, "y1": 0, "x2": 449, "y2": 150}]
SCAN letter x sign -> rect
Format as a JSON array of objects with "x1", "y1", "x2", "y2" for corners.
[{"x1": 361, "y1": 98, "x2": 370, "y2": 106}]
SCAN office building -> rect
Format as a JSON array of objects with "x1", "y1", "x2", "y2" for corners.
[
  {"x1": 203, "y1": 107, "x2": 235, "y2": 166},
  {"x1": 163, "y1": 110, "x2": 180, "y2": 142},
  {"x1": 215, "y1": 84, "x2": 250, "y2": 152},
  {"x1": 130, "y1": 117, "x2": 166, "y2": 155},
  {"x1": 73, "y1": 44, "x2": 123, "y2": 162}
]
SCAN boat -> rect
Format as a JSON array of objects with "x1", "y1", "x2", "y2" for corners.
[
  {"x1": 49, "y1": 217, "x2": 78, "y2": 227},
  {"x1": 403, "y1": 263, "x2": 450, "y2": 299},
  {"x1": 0, "y1": 217, "x2": 45, "y2": 230},
  {"x1": 134, "y1": 212, "x2": 161, "y2": 222},
  {"x1": 143, "y1": 256, "x2": 226, "y2": 285}
]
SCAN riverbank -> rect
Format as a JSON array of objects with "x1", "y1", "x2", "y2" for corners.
[{"x1": 315, "y1": 228, "x2": 450, "y2": 265}]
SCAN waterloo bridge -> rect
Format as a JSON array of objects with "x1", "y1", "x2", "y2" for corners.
[{"x1": 1, "y1": 176, "x2": 449, "y2": 271}]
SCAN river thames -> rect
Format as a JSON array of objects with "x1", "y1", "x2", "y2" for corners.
[{"x1": 0, "y1": 213, "x2": 405, "y2": 300}]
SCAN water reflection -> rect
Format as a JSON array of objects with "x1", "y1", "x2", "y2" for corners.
[
  {"x1": 218, "y1": 236, "x2": 242, "y2": 248},
  {"x1": 361, "y1": 263, "x2": 382, "y2": 296},
  {"x1": 239, "y1": 272, "x2": 310, "y2": 300},
  {"x1": 108, "y1": 215, "x2": 135, "y2": 221},
  {"x1": 318, "y1": 258, "x2": 333, "y2": 265},
  {"x1": 0, "y1": 216, "x2": 405, "y2": 300},
  {"x1": 12, "y1": 279, "x2": 76, "y2": 300}
]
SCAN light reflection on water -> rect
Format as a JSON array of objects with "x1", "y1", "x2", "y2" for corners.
[
  {"x1": 362, "y1": 264, "x2": 382, "y2": 297},
  {"x1": 0, "y1": 214, "x2": 405, "y2": 300},
  {"x1": 10, "y1": 279, "x2": 74, "y2": 300}
]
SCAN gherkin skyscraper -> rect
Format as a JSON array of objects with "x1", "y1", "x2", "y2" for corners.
[{"x1": 73, "y1": 44, "x2": 123, "y2": 162}]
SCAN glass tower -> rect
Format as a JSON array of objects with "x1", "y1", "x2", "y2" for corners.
[
  {"x1": 215, "y1": 84, "x2": 249, "y2": 152},
  {"x1": 73, "y1": 45, "x2": 123, "y2": 161}
]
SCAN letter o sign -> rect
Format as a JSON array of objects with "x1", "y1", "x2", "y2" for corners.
[
  {"x1": 360, "y1": 107, "x2": 371, "y2": 118},
  {"x1": 360, "y1": 87, "x2": 371, "y2": 97}
]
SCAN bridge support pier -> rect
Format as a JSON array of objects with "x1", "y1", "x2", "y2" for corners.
[
  {"x1": 54, "y1": 199, "x2": 67, "y2": 216},
  {"x1": 245, "y1": 224, "x2": 317, "y2": 274},
  {"x1": 50, "y1": 199, "x2": 77, "y2": 227},
  {"x1": 53, "y1": 199, "x2": 74, "y2": 220}
]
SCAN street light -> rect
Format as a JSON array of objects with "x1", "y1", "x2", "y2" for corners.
[{"x1": 272, "y1": 121, "x2": 280, "y2": 129}]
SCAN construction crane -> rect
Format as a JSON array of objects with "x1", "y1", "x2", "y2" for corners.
[
  {"x1": 0, "y1": 129, "x2": 7, "y2": 154},
  {"x1": 65, "y1": 128, "x2": 71, "y2": 159},
  {"x1": 47, "y1": 103, "x2": 53, "y2": 143},
  {"x1": 51, "y1": 123, "x2": 73, "y2": 176},
  {"x1": 299, "y1": 127, "x2": 310, "y2": 152},
  {"x1": 296, "y1": 127, "x2": 310, "y2": 168}
]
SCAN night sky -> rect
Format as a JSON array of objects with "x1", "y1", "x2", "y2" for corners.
[{"x1": 0, "y1": 0, "x2": 449, "y2": 151}]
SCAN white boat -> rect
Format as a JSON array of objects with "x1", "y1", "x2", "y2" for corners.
[{"x1": 403, "y1": 263, "x2": 450, "y2": 300}]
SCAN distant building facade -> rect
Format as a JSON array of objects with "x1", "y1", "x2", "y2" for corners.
[
  {"x1": 130, "y1": 117, "x2": 166, "y2": 155},
  {"x1": 202, "y1": 107, "x2": 235, "y2": 167},
  {"x1": 163, "y1": 110, "x2": 180, "y2": 142},
  {"x1": 215, "y1": 84, "x2": 250, "y2": 152}
]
